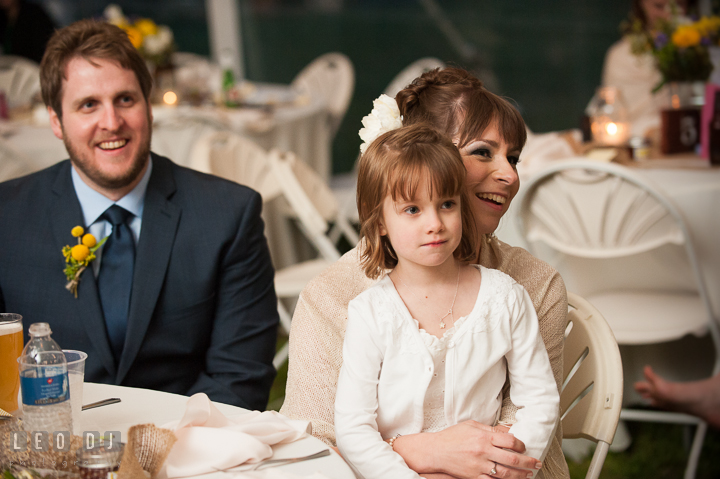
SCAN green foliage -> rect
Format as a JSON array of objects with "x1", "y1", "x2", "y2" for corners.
[
  {"x1": 568, "y1": 422, "x2": 720, "y2": 479},
  {"x1": 654, "y1": 44, "x2": 713, "y2": 83}
]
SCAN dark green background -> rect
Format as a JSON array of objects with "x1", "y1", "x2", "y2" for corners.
[{"x1": 55, "y1": 0, "x2": 631, "y2": 173}]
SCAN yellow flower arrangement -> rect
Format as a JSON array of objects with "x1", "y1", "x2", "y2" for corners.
[
  {"x1": 672, "y1": 25, "x2": 702, "y2": 48},
  {"x1": 104, "y1": 4, "x2": 175, "y2": 67},
  {"x1": 62, "y1": 226, "x2": 107, "y2": 298},
  {"x1": 628, "y1": 6, "x2": 720, "y2": 90}
]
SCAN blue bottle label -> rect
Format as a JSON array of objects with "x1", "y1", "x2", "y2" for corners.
[{"x1": 21, "y1": 372, "x2": 70, "y2": 406}]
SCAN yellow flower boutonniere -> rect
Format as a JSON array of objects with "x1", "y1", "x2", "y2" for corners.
[{"x1": 62, "y1": 226, "x2": 108, "y2": 298}]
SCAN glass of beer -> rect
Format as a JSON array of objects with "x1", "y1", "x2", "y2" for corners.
[{"x1": 0, "y1": 313, "x2": 23, "y2": 413}]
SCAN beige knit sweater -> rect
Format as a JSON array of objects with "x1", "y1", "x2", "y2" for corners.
[{"x1": 280, "y1": 236, "x2": 570, "y2": 479}]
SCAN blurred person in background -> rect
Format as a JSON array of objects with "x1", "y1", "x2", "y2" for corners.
[
  {"x1": 600, "y1": 0, "x2": 695, "y2": 138},
  {"x1": 635, "y1": 366, "x2": 720, "y2": 429},
  {"x1": 0, "y1": 0, "x2": 56, "y2": 63}
]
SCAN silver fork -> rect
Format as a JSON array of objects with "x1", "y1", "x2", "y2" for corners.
[
  {"x1": 215, "y1": 449, "x2": 331, "y2": 473},
  {"x1": 250, "y1": 449, "x2": 331, "y2": 471}
]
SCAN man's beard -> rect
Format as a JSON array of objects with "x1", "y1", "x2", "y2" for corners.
[{"x1": 63, "y1": 123, "x2": 152, "y2": 191}]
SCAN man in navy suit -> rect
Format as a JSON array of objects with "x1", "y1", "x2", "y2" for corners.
[{"x1": 0, "y1": 20, "x2": 279, "y2": 410}]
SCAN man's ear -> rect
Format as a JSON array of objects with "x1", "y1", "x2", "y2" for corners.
[{"x1": 48, "y1": 107, "x2": 64, "y2": 140}]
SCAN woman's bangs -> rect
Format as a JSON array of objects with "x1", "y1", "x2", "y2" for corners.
[
  {"x1": 456, "y1": 91, "x2": 527, "y2": 151},
  {"x1": 497, "y1": 102, "x2": 527, "y2": 151}
]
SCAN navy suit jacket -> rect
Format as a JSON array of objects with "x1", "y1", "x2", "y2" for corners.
[{"x1": 0, "y1": 153, "x2": 278, "y2": 410}]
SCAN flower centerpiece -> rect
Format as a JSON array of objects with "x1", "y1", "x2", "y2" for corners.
[
  {"x1": 103, "y1": 4, "x2": 175, "y2": 69},
  {"x1": 628, "y1": 7, "x2": 720, "y2": 93}
]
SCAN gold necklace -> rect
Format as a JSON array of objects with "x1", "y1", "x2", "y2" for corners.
[{"x1": 394, "y1": 266, "x2": 460, "y2": 329}]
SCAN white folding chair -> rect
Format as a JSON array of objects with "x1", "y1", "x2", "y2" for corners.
[
  {"x1": 189, "y1": 132, "x2": 356, "y2": 368},
  {"x1": 383, "y1": 57, "x2": 445, "y2": 98},
  {"x1": 517, "y1": 160, "x2": 720, "y2": 479},
  {"x1": 291, "y1": 52, "x2": 354, "y2": 138},
  {"x1": 0, "y1": 55, "x2": 40, "y2": 109},
  {"x1": 563, "y1": 292, "x2": 624, "y2": 479}
]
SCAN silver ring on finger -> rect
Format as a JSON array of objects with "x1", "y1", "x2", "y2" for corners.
[{"x1": 490, "y1": 462, "x2": 497, "y2": 476}]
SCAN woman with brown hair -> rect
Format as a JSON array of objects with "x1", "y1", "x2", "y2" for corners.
[{"x1": 280, "y1": 67, "x2": 570, "y2": 479}]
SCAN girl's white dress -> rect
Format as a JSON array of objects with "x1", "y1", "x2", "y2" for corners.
[{"x1": 335, "y1": 265, "x2": 559, "y2": 479}]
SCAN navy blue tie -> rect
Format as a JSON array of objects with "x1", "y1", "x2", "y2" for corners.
[{"x1": 98, "y1": 205, "x2": 135, "y2": 361}]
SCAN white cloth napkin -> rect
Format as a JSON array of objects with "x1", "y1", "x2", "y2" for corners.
[{"x1": 158, "y1": 393, "x2": 311, "y2": 478}]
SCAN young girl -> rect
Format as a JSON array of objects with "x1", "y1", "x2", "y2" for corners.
[{"x1": 334, "y1": 123, "x2": 559, "y2": 479}]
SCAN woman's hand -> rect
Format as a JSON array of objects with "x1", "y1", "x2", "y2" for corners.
[{"x1": 393, "y1": 420, "x2": 542, "y2": 479}]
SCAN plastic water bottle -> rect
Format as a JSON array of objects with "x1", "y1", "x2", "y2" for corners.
[{"x1": 19, "y1": 323, "x2": 73, "y2": 434}]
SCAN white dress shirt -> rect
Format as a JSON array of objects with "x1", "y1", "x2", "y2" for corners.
[
  {"x1": 71, "y1": 158, "x2": 152, "y2": 276},
  {"x1": 335, "y1": 265, "x2": 559, "y2": 479}
]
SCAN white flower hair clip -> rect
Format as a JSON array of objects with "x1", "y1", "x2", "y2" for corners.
[{"x1": 358, "y1": 94, "x2": 403, "y2": 153}]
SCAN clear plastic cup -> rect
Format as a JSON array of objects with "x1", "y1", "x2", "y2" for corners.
[{"x1": 64, "y1": 350, "x2": 88, "y2": 435}]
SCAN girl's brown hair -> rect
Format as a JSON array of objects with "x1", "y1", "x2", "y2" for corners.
[
  {"x1": 357, "y1": 124, "x2": 478, "y2": 279},
  {"x1": 395, "y1": 67, "x2": 527, "y2": 152}
]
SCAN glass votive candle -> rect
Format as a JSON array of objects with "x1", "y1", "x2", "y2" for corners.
[{"x1": 76, "y1": 440, "x2": 124, "y2": 479}]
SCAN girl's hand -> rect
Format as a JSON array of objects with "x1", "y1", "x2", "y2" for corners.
[{"x1": 394, "y1": 420, "x2": 542, "y2": 479}]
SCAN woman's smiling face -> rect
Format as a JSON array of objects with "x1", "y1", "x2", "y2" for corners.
[{"x1": 456, "y1": 121, "x2": 521, "y2": 236}]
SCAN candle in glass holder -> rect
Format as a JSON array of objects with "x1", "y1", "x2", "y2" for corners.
[
  {"x1": 591, "y1": 117, "x2": 630, "y2": 146},
  {"x1": 587, "y1": 86, "x2": 630, "y2": 146}
]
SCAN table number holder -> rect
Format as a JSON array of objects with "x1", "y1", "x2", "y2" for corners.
[{"x1": 660, "y1": 107, "x2": 702, "y2": 154}]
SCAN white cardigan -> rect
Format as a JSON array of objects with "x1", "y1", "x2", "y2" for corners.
[{"x1": 335, "y1": 266, "x2": 559, "y2": 479}]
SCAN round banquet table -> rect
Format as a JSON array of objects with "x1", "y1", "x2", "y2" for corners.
[{"x1": 79, "y1": 383, "x2": 355, "y2": 479}]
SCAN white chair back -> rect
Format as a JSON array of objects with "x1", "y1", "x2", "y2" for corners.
[
  {"x1": 517, "y1": 160, "x2": 720, "y2": 479},
  {"x1": 562, "y1": 293, "x2": 623, "y2": 479},
  {"x1": 0, "y1": 55, "x2": 40, "y2": 109},
  {"x1": 383, "y1": 57, "x2": 445, "y2": 98},
  {"x1": 188, "y1": 130, "x2": 282, "y2": 201},
  {"x1": 519, "y1": 164, "x2": 684, "y2": 258},
  {"x1": 291, "y1": 53, "x2": 354, "y2": 137},
  {"x1": 268, "y1": 149, "x2": 341, "y2": 262}
]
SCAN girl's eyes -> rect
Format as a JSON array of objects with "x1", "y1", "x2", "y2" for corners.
[
  {"x1": 508, "y1": 156, "x2": 521, "y2": 166},
  {"x1": 403, "y1": 206, "x2": 420, "y2": 215},
  {"x1": 441, "y1": 200, "x2": 456, "y2": 209}
]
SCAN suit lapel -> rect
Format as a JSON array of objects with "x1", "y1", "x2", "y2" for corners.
[
  {"x1": 49, "y1": 162, "x2": 117, "y2": 377},
  {"x1": 117, "y1": 155, "x2": 180, "y2": 383}
]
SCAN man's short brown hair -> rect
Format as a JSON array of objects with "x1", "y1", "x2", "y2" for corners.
[{"x1": 40, "y1": 19, "x2": 153, "y2": 119}]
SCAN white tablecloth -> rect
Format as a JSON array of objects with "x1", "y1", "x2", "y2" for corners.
[{"x1": 79, "y1": 383, "x2": 354, "y2": 478}]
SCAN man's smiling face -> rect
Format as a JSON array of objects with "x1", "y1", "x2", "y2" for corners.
[{"x1": 49, "y1": 56, "x2": 152, "y2": 200}]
